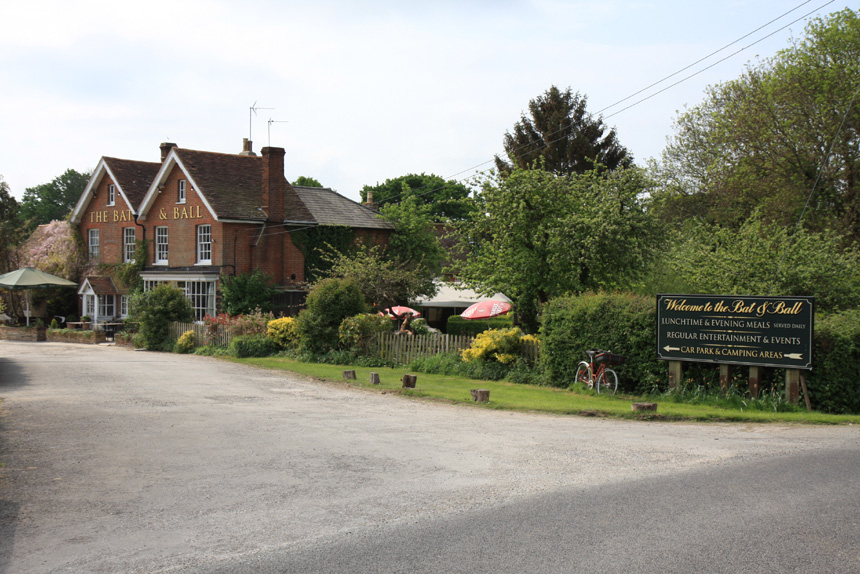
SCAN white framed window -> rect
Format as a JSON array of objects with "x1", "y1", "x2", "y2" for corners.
[
  {"x1": 178, "y1": 180, "x2": 186, "y2": 204},
  {"x1": 84, "y1": 295, "x2": 95, "y2": 318},
  {"x1": 155, "y1": 226, "x2": 168, "y2": 264},
  {"x1": 123, "y1": 228, "x2": 136, "y2": 263},
  {"x1": 88, "y1": 229, "x2": 99, "y2": 259},
  {"x1": 99, "y1": 295, "x2": 115, "y2": 318},
  {"x1": 120, "y1": 295, "x2": 129, "y2": 318},
  {"x1": 107, "y1": 184, "x2": 116, "y2": 206},
  {"x1": 197, "y1": 224, "x2": 212, "y2": 264}
]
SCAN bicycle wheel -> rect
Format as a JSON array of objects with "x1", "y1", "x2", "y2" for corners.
[
  {"x1": 597, "y1": 368, "x2": 618, "y2": 394},
  {"x1": 574, "y1": 362, "x2": 593, "y2": 389}
]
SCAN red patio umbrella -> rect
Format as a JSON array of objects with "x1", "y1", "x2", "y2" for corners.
[
  {"x1": 384, "y1": 306, "x2": 421, "y2": 318},
  {"x1": 460, "y1": 299, "x2": 511, "y2": 320}
]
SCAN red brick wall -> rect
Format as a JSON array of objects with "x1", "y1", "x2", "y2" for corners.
[
  {"x1": 142, "y1": 166, "x2": 219, "y2": 267},
  {"x1": 78, "y1": 177, "x2": 137, "y2": 264}
]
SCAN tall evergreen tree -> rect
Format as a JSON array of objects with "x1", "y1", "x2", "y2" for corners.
[{"x1": 495, "y1": 86, "x2": 632, "y2": 176}]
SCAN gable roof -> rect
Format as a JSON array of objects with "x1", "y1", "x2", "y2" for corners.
[
  {"x1": 78, "y1": 276, "x2": 124, "y2": 296},
  {"x1": 70, "y1": 157, "x2": 160, "y2": 223},
  {"x1": 103, "y1": 157, "x2": 161, "y2": 208},
  {"x1": 172, "y1": 148, "x2": 263, "y2": 220},
  {"x1": 294, "y1": 186, "x2": 394, "y2": 230}
]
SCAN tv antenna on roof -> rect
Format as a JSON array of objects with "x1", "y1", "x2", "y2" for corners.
[
  {"x1": 267, "y1": 118, "x2": 289, "y2": 147},
  {"x1": 249, "y1": 101, "x2": 275, "y2": 143}
]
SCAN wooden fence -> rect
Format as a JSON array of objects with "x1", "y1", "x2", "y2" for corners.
[
  {"x1": 371, "y1": 332, "x2": 541, "y2": 365},
  {"x1": 169, "y1": 322, "x2": 231, "y2": 347},
  {"x1": 167, "y1": 323, "x2": 541, "y2": 365}
]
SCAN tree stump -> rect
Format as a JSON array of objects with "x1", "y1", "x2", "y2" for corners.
[
  {"x1": 342, "y1": 370, "x2": 356, "y2": 380},
  {"x1": 369, "y1": 372, "x2": 381, "y2": 385},
  {"x1": 632, "y1": 402, "x2": 657, "y2": 413},
  {"x1": 470, "y1": 389, "x2": 490, "y2": 403},
  {"x1": 402, "y1": 374, "x2": 417, "y2": 388}
]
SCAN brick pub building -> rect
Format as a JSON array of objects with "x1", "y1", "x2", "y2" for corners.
[{"x1": 70, "y1": 140, "x2": 393, "y2": 324}]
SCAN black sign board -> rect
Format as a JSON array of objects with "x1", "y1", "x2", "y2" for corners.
[{"x1": 656, "y1": 294, "x2": 813, "y2": 370}]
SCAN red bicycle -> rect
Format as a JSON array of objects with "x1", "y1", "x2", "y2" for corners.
[{"x1": 574, "y1": 349, "x2": 623, "y2": 394}]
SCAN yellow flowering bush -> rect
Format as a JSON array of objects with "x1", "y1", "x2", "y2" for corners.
[
  {"x1": 174, "y1": 330, "x2": 196, "y2": 354},
  {"x1": 461, "y1": 327, "x2": 524, "y2": 363},
  {"x1": 267, "y1": 317, "x2": 300, "y2": 349}
]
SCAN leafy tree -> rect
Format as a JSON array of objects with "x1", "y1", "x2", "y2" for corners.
[
  {"x1": 293, "y1": 176, "x2": 323, "y2": 187},
  {"x1": 128, "y1": 284, "x2": 194, "y2": 351},
  {"x1": 380, "y1": 195, "x2": 446, "y2": 278},
  {"x1": 0, "y1": 175, "x2": 20, "y2": 273},
  {"x1": 296, "y1": 277, "x2": 366, "y2": 354},
  {"x1": 219, "y1": 269, "x2": 277, "y2": 315},
  {"x1": 360, "y1": 173, "x2": 475, "y2": 221},
  {"x1": 495, "y1": 86, "x2": 632, "y2": 177},
  {"x1": 648, "y1": 214, "x2": 860, "y2": 312},
  {"x1": 454, "y1": 165, "x2": 656, "y2": 330},
  {"x1": 18, "y1": 169, "x2": 91, "y2": 233},
  {"x1": 652, "y1": 8, "x2": 860, "y2": 239},
  {"x1": 324, "y1": 244, "x2": 437, "y2": 311}
]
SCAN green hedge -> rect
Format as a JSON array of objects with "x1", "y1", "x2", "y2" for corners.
[
  {"x1": 540, "y1": 293, "x2": 665, "y2": 394},
  {"x1": 446, "y1": 314, "x2": 514, "y2": 336},
  {"x1": 540, "y1": 293, "x2": 860, "y2": 414},
  {"x1": 807, "y1": 310, "x2": 860, "y2": 414}
]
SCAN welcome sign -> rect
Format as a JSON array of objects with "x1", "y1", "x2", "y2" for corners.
[{"x1": 656, "y1": 294, "x2": 813, "y2": 370}]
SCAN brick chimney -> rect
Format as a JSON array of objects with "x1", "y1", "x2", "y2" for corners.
[
  {"x1": 239, "y1": 138, "x2": 256, "y2": 156},
  {"x1": 261, "y1": 146, "x2": 285, "y2": 222},
  {"x1": 363, "y1": 189, "x2": 379, "y2": 212},
  {"x1": 160, "y1": 142, "x2": 177, "y2": 161}
]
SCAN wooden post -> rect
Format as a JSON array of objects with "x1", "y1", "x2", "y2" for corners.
[
  {"x1": 719, "y1": 364, "x2": 731, "y2": 393},
  {"x1": 402, "y1": 374, "x2": 417, "y2": 388},
  {"x1": 668, "y1": 361, "x2": 682, "y2": 389},
  {"x1": 785, "y1": 369, "x2": 800, "y2": 404},
  {"x1": 800, "y1": 373, "x2": 812, "y2": 411},
  {"x1": 470, "y1": 389, "x2": 490, "y2": 403},
  {"x1": 369, "y1": 372, "x2": 381, "y2": 385},
  {"x1": 632, "y1": 402, "x2": 658, "y2": 412},
  {"x1": 749, "y1": 366, "x2": 760, "y2": 399},
  {"x1": 342, "y1": 370, "x2": 356, "y2": 380}
]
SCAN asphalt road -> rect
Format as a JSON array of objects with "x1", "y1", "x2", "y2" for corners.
[{"x1": 0, "y1": 341, "x2": 858, "y2": 573}]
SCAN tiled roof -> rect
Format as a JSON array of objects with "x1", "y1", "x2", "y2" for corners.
[
  {"x1": 103, "y1": 157, "x2": 161, "y2": 209},
  {"x1": 85, "y1": 276, "x2": 122, "y2": 295},
  {"x1": 173, "y1": 149, "x2": 263, "y2": 220},
  {"x1": 294, "y1": 186, "x2": 395, "y2": 230}
]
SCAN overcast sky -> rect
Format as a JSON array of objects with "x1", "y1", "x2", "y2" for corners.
[{"x1": 0, "y1": 1, "x2": 852, "y2": 203}]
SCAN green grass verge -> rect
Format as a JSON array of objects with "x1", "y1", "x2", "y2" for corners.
[{"x1": 229, "y1": 356, "x2": 860, "y2": 424}]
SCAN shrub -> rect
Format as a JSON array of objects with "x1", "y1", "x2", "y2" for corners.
[
  {"x1": 297, "y1": 278, "x2": 366, "y2": 354},
  {"x1": 228, "y1": 308, "x2": 273, "y2": 337},
  {"x1": 410, "y1": 318, "x2": 431, "y2": 336},
  {"x1": 461, "y1": 327, "x2": 523, "y2": 364},
  {"x1": 174, "y1": 330, "x2": 196, "y2": 354},
  {"x1": 540, "y1": 293, "x2": 665, "y2": 393},
  {"x1": 50, "y1": 318, "x2": 59, "y2": 329},
  {"x1": 267, "y1": 317, "x2": 300, "y2": 349},
  {"x1": 807, "y1": 310, "x2": 860, "y2": 414},
  {"x1": 229, "y1": 334, "x2": 279, "y2": 358},
  {"x1": 127, "y1": 284, "x2": 194, "y2": 351},
  {"x1": 447, "y1": 314, "x2": 514, "y2": 336},
  {"x1": 338, "y1": 313, "x2": 393, "y2": 352},
  {"x1": 220, "y1": 270, "x2": 277, "y2": 315}
]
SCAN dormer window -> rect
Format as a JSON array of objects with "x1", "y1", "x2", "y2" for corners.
[
  {"x1": 107, "y1": 184, "x2": 116, "y2": 206},
  {"x1": 178, "y1": 180, "x2": 186, "y2": 204}
]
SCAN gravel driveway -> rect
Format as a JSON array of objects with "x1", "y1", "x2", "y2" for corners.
[{"x1": 0, "y1": 341, "x2": 856, "y2": 573}]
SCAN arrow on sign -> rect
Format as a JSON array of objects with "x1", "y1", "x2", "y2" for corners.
[
  {"x1": 663, "y1": 346, "x2": 680, "y2": 352},
  {"x1": 784, "y1": 353, "x2": 804, "y2": 360}
]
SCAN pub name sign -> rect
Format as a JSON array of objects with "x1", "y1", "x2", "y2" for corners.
[{"x1": 656, "y1": 294, "x2": 813, "y2": 370}]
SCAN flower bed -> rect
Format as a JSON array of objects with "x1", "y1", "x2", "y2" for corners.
[
  {"x1": 46, "y1": 328, "x2": 107, "y2": 344},
  {"x1": 0, "y1": 325, "x2": 47, "y2": 342}
]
